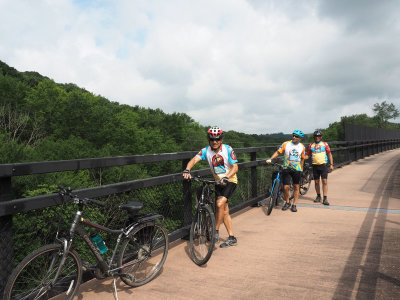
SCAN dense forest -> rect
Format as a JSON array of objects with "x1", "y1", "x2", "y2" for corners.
[{"x1": 0, "y1": 59, "x2": 291, "y2": 164}]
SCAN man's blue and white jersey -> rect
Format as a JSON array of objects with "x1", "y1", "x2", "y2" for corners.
[{"x1": 196, "y1": 144, "x2": 238, "y2": 183}]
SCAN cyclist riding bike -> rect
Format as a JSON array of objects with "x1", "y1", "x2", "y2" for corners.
[
  {"x1": 304, "y1": 130, "x2": 334, "y2": 205},
  {"x1": 183, "y1": 126, "x2": 239, "y2": 248},
  {"x1": 266, "y1": 129, "x2": 306, "y2": 212}
]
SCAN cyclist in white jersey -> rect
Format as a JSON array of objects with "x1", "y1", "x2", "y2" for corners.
[
  {"x1": 183, "y1": 126, "x2": 238, "y2": 248},
  {"x1": 266, "y1": 129, "x2": 306, "y2": 212}
]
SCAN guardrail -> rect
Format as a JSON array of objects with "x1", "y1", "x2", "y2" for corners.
[{"x1": 0, "y1": 138, "x2": 399, "y2": 293}]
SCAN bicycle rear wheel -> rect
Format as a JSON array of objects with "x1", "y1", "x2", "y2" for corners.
[
  {"x1": 189, "y1": 205, "x2": 216, "y2": 266},
  {"x1": 3, "y1": 244, "x2": 82, "y2": 300},
  {"x1": 267, "y1": 180, "x2": 280, "y2": 215},
  {"x1": 300, "y1": 170, "x2": 312, "y2": 195},
  {"x1": 118, "y1": 222, "x2": 168, "y2": 287}
]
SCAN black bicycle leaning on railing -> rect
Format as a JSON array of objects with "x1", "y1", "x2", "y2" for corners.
[
  {"x1": 3, "y1": 186, "x2": 168, "y2": 300},
  {"x1": 299, "y1": 162, "x2": 313, "y2": 195},
  {"x1": 189, "y1": 177, "x2": 217, "y2": 266}
]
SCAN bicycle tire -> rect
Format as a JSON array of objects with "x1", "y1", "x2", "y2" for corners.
[
  {"x1": 118, "y1": 222, "x2": 168, "y2": 287},
  {"x1": 189, "y1": 205, "x2": 216, "y2": 266},
  {"x1": 267, "y1": 180, "x2": 280, "y2": 215},
  {"x1": 300, "y1": 170, "x2": 312, "y2": 195},
  {"x1": 3, "y1": 244, "x2": 82, "y2": 300}
]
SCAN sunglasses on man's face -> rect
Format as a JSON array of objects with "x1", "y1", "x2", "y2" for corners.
[
  {"x1": 293, "y1": 135, "x2": 301, "y2": 138},
  {"x1": 209, "y1": 137, "x2": 222, "y2": 142}
]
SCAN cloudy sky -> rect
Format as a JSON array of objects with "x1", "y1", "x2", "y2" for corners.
[{"x1": 1, "y1": 0, "x2": 399, "y2": 134}]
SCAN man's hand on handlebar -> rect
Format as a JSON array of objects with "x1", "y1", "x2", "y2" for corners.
[
  {"x1": 266, "y1": 159, "x2": 272, "y2": 164},
  {"x1": 221, "y1": 177, "x2": 229, "y2": 186},
  {"x1": 182, "y1": 169, "x2": 192, "y2": 180}
]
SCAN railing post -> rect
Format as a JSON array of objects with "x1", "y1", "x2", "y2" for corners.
[
  {"x1": 0, "y1": 176, "x2": 14, "y2": 295},
  {"x1": 362, "y1": 141, "x2": 365, "y2": 158},
  {"x1": 250, "y1": 152, "x2": 257, "y2": 198},
  {"x1": 182, "y1": 159, "x2": 192, "y2": 238}
]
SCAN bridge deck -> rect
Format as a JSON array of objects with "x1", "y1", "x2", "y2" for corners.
[{"x1": 77, "y1": 149, "x2": 400, "y2": 299}]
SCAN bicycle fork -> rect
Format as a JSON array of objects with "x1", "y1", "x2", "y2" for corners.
[
  {"x1": 194, "y1": 208, "x2": 205, "y2": 235},
  {"x1": 49, "y1": 212, "x2": 81, "y2": 296}
]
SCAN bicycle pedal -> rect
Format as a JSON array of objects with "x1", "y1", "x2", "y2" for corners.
[
  {"x1": 82, "y1": 261, "x2": 95, "y2": 271},
  {"x1": 257, "y1": 199, "x2": 269, "y2": 206}
]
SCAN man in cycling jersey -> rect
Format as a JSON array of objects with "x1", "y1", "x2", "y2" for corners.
[
  {"x1": 304, "y1": 130, "x2": 334, "y2": 205},
  {"x1": 266, "y1": 130, "x2": 306, "y2": 212},
  {"x1": 182, "y1": 126, "x2": 239, "y2": 248}
]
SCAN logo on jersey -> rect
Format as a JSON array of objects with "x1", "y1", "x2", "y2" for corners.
[
  {"x1": 289, "y1": 149, "x2": 300, "y2": 163},
  {"x1": 212, "y1": 154, "x2": 224, "y2": 167},
  {"x1": 212, "y1": 154, "x2": 226, "y2": 174},
  {"x1": 230, "y1": 150, "x2": 237, "y2": 160}
]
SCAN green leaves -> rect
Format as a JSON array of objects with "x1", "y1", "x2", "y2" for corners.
[{"x1": 373, "y1": 101, "x2": 400, "y2": 128}]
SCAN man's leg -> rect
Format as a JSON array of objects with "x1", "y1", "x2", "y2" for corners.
[
  {"x1": 322, "y1": 178, "x2": 329, "y2": 205},
  {"x1": 282, "y1": 185, "x2": 291, "y2": 210},
  {"x1": 222, "y1": 202, "x2": 234, "y2": 236},
  {"x1": 314, "y1": 178, "x2": 322, "y2": 202},
  {"x1": 292, "y1": 184, "x2": 300, "y2": 205},
  {"x1": 216, "y1": 196, "x2": 227, "y2": 231},
  {"x1": 283, "y1": 185, "x2": 290, "y2": 203},
  {"x1": 290, "y1": 171, "x2": 301, "y2": 212},
  {"x1": 322, "y1": 178, "x2": 328, "y2": 197},
  {"x1": 217, "y1": 196, "x2": 237, "y2": 247},
  {"x1": 314, "y1": 179, "x2": 321, "y2": 195}
]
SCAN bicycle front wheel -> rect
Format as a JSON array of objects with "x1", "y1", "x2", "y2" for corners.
[
  {"x1": 118, "y1": 222, "x2": 168, "y2": 287},
  {"x1": 189, "y1": 205, "x2": 216, "y2": 266},
  {"x1": 268, "y1": 181, "x2": 280, "y2": 215},
  {"x1": 3, "y1": 244, "x2": 82, "y2": 300}
]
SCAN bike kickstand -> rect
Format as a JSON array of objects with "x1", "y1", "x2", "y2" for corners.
[{"x1": 113, "y1": 275, "x2": 119, "y2": 300}]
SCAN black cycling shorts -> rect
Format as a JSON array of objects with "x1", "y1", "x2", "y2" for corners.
[
  {"x1": 282, "y1": 168, "x2": 301, "y2": 185},
  {"x1": 312, "y1": 164, "x2": 328, "y2": 180},
  {"x1": 215, "y1": 182, "x2": 237, "y2": 200}
]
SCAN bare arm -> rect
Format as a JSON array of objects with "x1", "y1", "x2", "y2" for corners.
[
  {"x1": 183, "y1": 156, "x2": 202, "y2": 179},
  {"x1": 328, "y1": 153, "x2": 334, "y2": 170},
  {"x1": 266, "y1": 150, "x2": 280, "y2": 163}
]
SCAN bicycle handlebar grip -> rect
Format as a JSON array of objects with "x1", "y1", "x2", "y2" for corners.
[{"x1": 86, "y1": 198, "x2": 106, "y2": 207}]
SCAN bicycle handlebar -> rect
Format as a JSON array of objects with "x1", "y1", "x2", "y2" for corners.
[
  {"x1": 83, "y1": 197, "x2": 106, "y2": 207},
  {"x1": 58, "y1": 185, "x2": 105, "y2": 207},
  {"x1": 192, "y1": 176, "x2": 221, "y2": 185},
  {"x1": 267, "y1": 162, "x2": 284, "y2": 168}
]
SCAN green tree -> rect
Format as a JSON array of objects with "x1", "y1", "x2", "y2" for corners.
[{"x1": 373, "y1": 101, "x2": 399, "y2": 128}]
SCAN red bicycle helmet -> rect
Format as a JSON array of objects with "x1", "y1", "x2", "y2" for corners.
[{"x1": 207, "y1": 126, "x2": 223, "y2": 139}]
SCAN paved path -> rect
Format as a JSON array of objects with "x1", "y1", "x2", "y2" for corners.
[{"x1": 76, "y1": 149, "x2": 400, "y2": 300}]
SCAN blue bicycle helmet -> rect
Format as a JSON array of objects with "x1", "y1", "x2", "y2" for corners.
[{"x1": 292, "y1": 129, "x2": 304, "y2": 138}]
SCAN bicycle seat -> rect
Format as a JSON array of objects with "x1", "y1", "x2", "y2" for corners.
[{"x1": 119, "y1": 202, "x2": 143, "y2": 215}]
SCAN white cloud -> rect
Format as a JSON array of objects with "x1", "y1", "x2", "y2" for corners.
[{"x1": 1, "y1": 0, "x2": 399, "y2": 134}]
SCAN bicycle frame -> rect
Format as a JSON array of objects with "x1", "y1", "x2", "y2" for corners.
[
  {"x1": 270, "y1": 171, "x2": 282, "y2": 203},
  {"x1": 53, "y1": 207, "x2": 148, "y2": 285}
]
